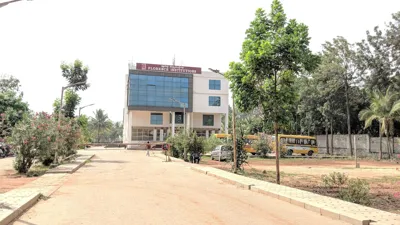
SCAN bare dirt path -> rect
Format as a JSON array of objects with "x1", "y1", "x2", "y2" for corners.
[
  {"x1": 12, "y1": 150, "x2": 347, "y2": 225},
  {"x1": 0, "y1": 157, "x2": 37, "y2": 193}
]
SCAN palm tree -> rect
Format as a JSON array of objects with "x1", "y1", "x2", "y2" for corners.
[
  {"x1": 359, "y1": 86, "x2": 400, "y2": 159},
  {"x1": 109, "y1": 122, "x2": 123, "y2": 142},
  {"x1": 90, "y1": 109, "x2": 112, "y2": 143}
]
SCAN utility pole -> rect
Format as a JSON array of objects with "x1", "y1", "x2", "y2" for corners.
[{"x1": 208, "y1": 68, "x2": 237, "y2": 173}]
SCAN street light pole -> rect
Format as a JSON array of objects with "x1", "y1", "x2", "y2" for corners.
[
  {"x1": 54, "y1": 81, "x2": 86, "y2": 165},
  {"x1": 0, "y1": 0, "x2": 31, "y2": 8},
  {"x1": 78, "y1": 103, "x2": 95, "y2": 117},
  {"x1": 209, "y1": 68, "x2": 237, "y2": 173}
]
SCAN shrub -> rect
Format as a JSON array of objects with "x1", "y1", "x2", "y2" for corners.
[
  {"x1": 10, "y1": 112, "x2": 81, "y2": 173},
  {"x1": 253, "y1": 137, "x2": 271, "y2": 157},
  {"x1": 339, "y1": 178, "x2": 371, "y2": 205},
  {"x1": 321, "y1": 172, "x2": 349, "y2": 188},
  {"x1": 166, "y1": 131, "x2": 206, "y2": 161},
  {"x1": 229, "y1": 137, "x2": 248, "y2": 172},
  {"x1": 11, "y1": 115, "x2": 38, "y2": 173},
  {"x1": 204, "y1": 135, "x2": 222, "y2": 153}
]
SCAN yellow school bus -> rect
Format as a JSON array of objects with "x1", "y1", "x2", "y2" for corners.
[
  {"x1": 214, "y1": 134, "x2": 232, "y2": 139},
  {"x1": 214, "y1": 134, "x2": 259, "y2": 155},
  {"x1": 243, "y1": 135, "x2": 259, "y2": 155},
  {"x1": 271, "y1": 134, "x2": 318, "y2": 156}
]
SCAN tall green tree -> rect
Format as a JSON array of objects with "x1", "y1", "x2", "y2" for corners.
[
  {"x1": 359, "y1": 86, "x2": 400, "y2": 159},
  {"x1": 0, "y1": 74, "x2": 21, "y2": 94},
  {"x1": 322, "y1": 37, "x2": 365, "y2": 156},
  {"x1": 107, "y1": 121, "x2": 123, "y2": 142},
  {"x1": 60, "y1": 59, "x2": 90, "y2": 91},
  {"x1": 90, "y1": 109, "x2": 112, "y2": 143},
  {"x1": 225, "y1": 0, "x2": 319, "y2": 184},
  {"x1": 0, "y1": 75, "x2": 29, "y2": 139},
  {"x1": 52, "y1": 89, "x2": 82, "y2": 118}
]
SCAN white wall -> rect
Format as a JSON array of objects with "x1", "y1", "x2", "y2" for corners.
[
  {"x1": 131, "y1": 111, "x2": 171, "y2": 127},
  {"x1": 193, "y1": 71, "x2": 229, "y2": 114},
  {"x1": 192, "y1": 113, "x2": 221, "y2": 129}
]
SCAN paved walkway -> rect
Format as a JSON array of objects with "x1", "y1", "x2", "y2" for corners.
[{"x1": 11, "y1": 150, "x2": 346, "y2": 225}]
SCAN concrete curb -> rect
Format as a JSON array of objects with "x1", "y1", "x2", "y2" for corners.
[
  {"x1": 0, "y1": 154, "x2": 95, "y2": 225},
  {"x1": 0, "y1": 192, "x2": 41, "y2": 225},
  {"x1": 189, "y1": 166, "x2": 391, "y2": 225},
  {"x1": 46, "y1": 154, "x2": 95, "y2": 174}
]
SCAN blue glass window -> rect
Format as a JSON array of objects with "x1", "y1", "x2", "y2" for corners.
[
  {"x1": 209, "y1": 80, "x2": 221, "y2": 90},
  {"x1": 203, "y1": 115, "x2": 214, "y2": 126},
  {"x1": 128, "y1": 74, "x2": 190, "y2": 108},
  {"x1": 150, "y1": 113, "x2": 163, "y2": 125},
  {"x1": 208, "y1": 96, "x2": 221, "y2": 106}
]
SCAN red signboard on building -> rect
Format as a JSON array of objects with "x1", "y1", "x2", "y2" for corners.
[{"x1": 136, "y1": 63, "x2": 202, "y2": 74}]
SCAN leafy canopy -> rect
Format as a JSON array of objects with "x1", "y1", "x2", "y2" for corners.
[{"x1": 226, "y1": 0, "x2": 319, "y2": 124}]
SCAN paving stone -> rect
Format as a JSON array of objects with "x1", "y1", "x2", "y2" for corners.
[{"x1": 190, "y1": 164, "x2": 400, "y2": 225}]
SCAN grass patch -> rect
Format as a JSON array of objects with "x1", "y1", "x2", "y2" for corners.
[{"x1": 26, "y1": 164, "x2": 49, "y2": 177}]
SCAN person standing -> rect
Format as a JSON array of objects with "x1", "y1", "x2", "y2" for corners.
[{"x1": 146, "y1": 141, "x2": 151, "y2": 156}]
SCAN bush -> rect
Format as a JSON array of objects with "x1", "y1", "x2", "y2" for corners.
[
  {"x1": 10, "y1": 112, "x2": 81, "y2": 173},
  {"x1": 321, "y1": 172, "x2": 349, "y2": 188},
  {"x1": 228, "y1": 137, "x2": 248, "y2": 172},
  {"x1": 253, "y1": 137, "x2": 271, "y2": 157},
  {"x1": 204, "y1": 135, "x2": 222, "y2": 153},
  {"x1": 339, "y1": 178, "x2": 371, "y2": 205},
  {"x1": 166, "y1": 131, "x2": 206, "y2": 161}
]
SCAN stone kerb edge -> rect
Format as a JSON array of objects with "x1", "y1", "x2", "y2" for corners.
[
  {"x1": 190, "y1": 166, "x2": 371, "y2": 225},
  {"x1": 0, "y1": 193, "x2": 41, "y2": 225}
]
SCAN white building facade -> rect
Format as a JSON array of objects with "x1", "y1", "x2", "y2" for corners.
[{"x1": 123, "y1": 63, "x2": 229, "y2": 143}]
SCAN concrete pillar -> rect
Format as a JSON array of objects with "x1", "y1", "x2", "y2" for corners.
[
  {"x1": 128, "y1": 111, "x2": 132, "y2": 142},
  {"x1": 206, "y1": 130, "x2": 209, "y2": 138},
  {"x1": 153, "y1": 129, "x2": 157, "y2": 141},
  {"x1": 367, "y1": 134, "x2": 371, "y2": 153},
  {"x1": 160, "y1": 129, "x2": 164, "y2": 141},
  {"x1": 211, "y1": 130, "x2": 216, "y2": 136},
  {"x1": 219, "y1": 130, "x2": 222, "y2": 134},
  {"x1": 225, "y1": 112, "x2": 228, "y2": 134},
  {"x1": 171, "y1": 112, "x2": 175, "y2": 137},
  {"x1": 186, "y1": 113, "x2": 191, "y2": 131}
]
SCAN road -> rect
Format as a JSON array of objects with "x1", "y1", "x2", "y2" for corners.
[{"x1": 12, "y1": 150, "x2": 347, "y2": 225}]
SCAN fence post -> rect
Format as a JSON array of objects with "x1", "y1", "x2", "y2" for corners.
[
  {"x1": 367, "y1": 134, "x2": 371, "y2": 153},
  {"x1": 355, "y1": 135, "x2": 360, "y2": 168}
]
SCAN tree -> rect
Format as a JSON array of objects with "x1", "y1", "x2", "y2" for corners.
[
  {"x1": 53, "y1": 89, "x2": 81, "y2": 118},
  {"x1": 0, "y1": 91, "x2": 29, "y2": 138},
  {"x1": 322, "y1": 37, "x2": 365, "y2": 156},
  {"x1": 90, "y1": 109, "x2": 112, "y2": 143},
  {"x1": 107, "y1": 121, "x2": 123, "y2": 142},
  {"x1": 359, "y1": 86, "x2": 400, "y2": 159},
  {"x1": 60, "y1": 59, "x2": 90, "y2": 91},
  {"x1": 77, "y1": 115, "x2": 92, "y2": 144},
  {"x1": 0, "y1": 74, "x2": 21, "y2": 94},
  {"x1": 225, "y1": 0, "x2": 319, "y2": 184}
]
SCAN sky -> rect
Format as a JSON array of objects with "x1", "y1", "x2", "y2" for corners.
[{"x1": 0, "y1": 0, "x2": 399, "y2": 122}]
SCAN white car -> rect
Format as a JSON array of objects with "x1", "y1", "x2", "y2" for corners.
[{"x1": 210, "y1": 145, "x2": 233, "y2": 161}]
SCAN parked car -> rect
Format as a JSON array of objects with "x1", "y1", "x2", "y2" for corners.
[{"x1": 210, "y1": 145, "x2": 233, "y2": 161}]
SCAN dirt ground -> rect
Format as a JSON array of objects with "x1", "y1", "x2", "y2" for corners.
[
  {"x1": 0, "y1": 157, "x2": 37, "y2": 193},
  {"x1": 12, "y1": 150, "x2": 347, "y2": 225},
  {"x1": 201, "y1": 157, "x2": 400, "y2": 214}
]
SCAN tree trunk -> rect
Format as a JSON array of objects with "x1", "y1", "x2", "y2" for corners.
[
  {"x1": 344, "y1": 79, "x2": 353, "y2": 156},
  {"x1": 379, "y1": 125, "x2": 383, "y2": 160},
  {"x1": 274, "y1": 121, "x2": 280, "y2": 185},
  {"x1": 325, "y1": 120, "x2": 329, "y2": 155},
  {"x1": 97, "y1": 125, "x2": 100, "y2": 143},
  {"x1": 393, "y1": 136, "x2": 395, "y2": 155},
  {"x1": 387, "y1": 127, "x2": 391, "y2": 159},
  {"x1": 330, "y1": 119, "x2": 334, "y2": 155}
]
